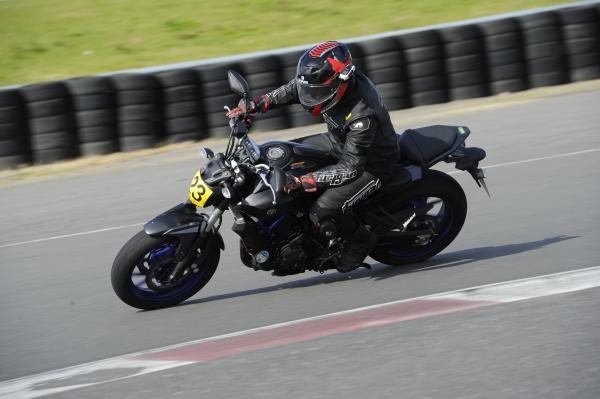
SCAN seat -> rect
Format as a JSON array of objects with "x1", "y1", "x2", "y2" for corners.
[{"x1": 398, "y1": 125, "x2": 461, "y2": 165}]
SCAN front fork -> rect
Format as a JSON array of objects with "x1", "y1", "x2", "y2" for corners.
[{"x1": 144, "y1": 200, "x2": 227, "y2": 281}]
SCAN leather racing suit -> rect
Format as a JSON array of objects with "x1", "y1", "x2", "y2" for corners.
[{"x1": 263, "y1": 71, "x2": 400, "y2": 232}]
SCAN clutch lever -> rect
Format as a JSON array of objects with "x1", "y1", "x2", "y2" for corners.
[
  {"x1": 255, "y1": 164, "x2": 277, "y2": 205},
  {"x1": 259, "y1": 172, "x2": 277, "y2": 206}
]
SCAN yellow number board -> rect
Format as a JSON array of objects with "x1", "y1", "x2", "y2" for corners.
[{"x1": 188, "y1": 170, "x2": 213, "y2": 208}]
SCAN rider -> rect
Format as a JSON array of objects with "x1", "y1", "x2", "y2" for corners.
[{"x1": 227, "y1": 41, "x2": 400, "y2": 273}]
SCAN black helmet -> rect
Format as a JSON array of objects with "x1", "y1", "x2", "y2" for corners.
[{"x1": 296, "y1": 41, "x2": 355, "y2": 116}]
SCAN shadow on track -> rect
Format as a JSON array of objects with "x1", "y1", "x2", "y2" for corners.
[{"x1": 181, "y1": 235, "x2": 576, "y2": 307}]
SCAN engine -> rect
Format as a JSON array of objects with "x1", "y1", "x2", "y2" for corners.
[
  {"x1": 239, "y1": 226, "x2": 310, "y2": 276},
  {"x1": 272, "y1": 232, "x2": 309, "y2": 276}
]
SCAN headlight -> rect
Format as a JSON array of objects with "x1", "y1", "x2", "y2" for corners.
[{"x1": 221, "y1": 186, "x2": 232, "y2": 199}]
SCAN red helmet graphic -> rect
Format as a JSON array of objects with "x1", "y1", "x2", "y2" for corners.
[{"x1": 296, "y1": 41, "x2": 355, "y2": 116}]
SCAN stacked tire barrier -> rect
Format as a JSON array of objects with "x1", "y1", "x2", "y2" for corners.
[
  {"x1": 242, "y1": 56, "x2": 289, "y2": 132},
  {"x1": 111, "y1": 74, "x2": 163, "y2": 151},
  {"x1": 441, "y1": 25, "x2": 490, "y2": 100},
  {"x1": 358, "y1": 37, "x2": 411, "y2": 110},
  {"x1": 558, "y1": 5, "x2": 600, "y2": 81},
  {"x1": 479, "y1": 18, "x2": 528, "y2": 95},
  {"x1": 400, "y1": 31, "x2": 449, "y2": 106},
  {"x1": 197, "y1": 63, "x2": 243, "y2": 138},
  {"x1": 155, "y1": 69, "x2": 206, "y2": 143},
  {"x1": 520, "y1": 12, "x2": 569, "y2": 88},
  {"x1": 1, "y1": 2, "x2": 599, "y2": 169},
  {"x1": 66, "y1": 77, "x2": 119, "y2": 156},
  {"x1": 22, "y1": 82, "x2": 79, "y2": 164},
  {"x1": 0, "y1": 90, "x2": 30, "y2": 168}
]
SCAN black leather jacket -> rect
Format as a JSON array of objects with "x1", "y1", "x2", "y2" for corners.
[{"x1": 265, "y1": 71, "x2": 400, "y2": 188}]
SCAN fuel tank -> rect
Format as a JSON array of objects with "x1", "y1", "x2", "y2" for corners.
[
  {"x1": 259, "y1": 140, "x2": 335, "y2": 176},
  {"x1": 236, "y1": 140, "x2": 332, "y2": 221}
]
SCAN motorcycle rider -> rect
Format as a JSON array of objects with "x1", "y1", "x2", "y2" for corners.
[{"x1": 227, "y1": 41, "x2": 400, "y2": 273}]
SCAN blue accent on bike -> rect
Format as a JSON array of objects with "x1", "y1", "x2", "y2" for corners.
[
  {"x1": 390, "y1": 198, "x2": 454, "y2": 258},
  {"x1": 148, "y1": 245, "x2": 172, "y2": 263},
  {"x1": 269, "y1": 215, "x2": 287, "y2": 233},
  {"x1": 130, "y1": 243, "x2": 206, "y2": 303}
]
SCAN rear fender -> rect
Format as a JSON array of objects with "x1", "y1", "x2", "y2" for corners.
[
  {"x1": 445, "y1": 146, "x2": 489, "y2": 195},
  {"x1": 445, "y1": 146, "x2": 487, "y2": 171}
]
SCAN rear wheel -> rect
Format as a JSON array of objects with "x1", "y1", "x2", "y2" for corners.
[
  {"x1": 369, "y1": 170, "x2": 467, "y2": 266},
  {"x1": 111, "y1": 230, "x2": 220, "y2": 310}
]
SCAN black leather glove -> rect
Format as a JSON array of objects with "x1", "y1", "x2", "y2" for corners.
[
  {"x1": 283, "y1": 173, "x2": 317, "y2": 194},
  {"x1": 253, "y1": 95, "x2": 271, "y2": 113},
  {"x1": 283, "y1": 174, "x2": 301, "y2": 194},
  {"x1": 225, "y1": 95, "x2": 271, "y2": 118}
]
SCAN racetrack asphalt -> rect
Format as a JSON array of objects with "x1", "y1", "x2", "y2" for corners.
[{"x1": 0, "y1": 85, "x2": 599, "y2": 397}]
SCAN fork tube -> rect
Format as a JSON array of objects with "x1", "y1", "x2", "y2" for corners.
[{"x1": 205, "y1": 200, "x2": 228, "y2": 232}]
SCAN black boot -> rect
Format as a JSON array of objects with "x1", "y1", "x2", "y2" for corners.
[{"x1": 337, "y1": 224, "x2": 376, "y2": 273}]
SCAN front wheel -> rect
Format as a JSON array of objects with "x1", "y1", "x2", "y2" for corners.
[
  {"x1": 111, "y1": 231, "x2": 220, "y2": 310},
  {"x1": 369, "y1": 170, "x2": 467, "y2": 266}
]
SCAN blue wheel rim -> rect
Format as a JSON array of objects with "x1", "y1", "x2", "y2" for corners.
[
  {"x1": 129, "y1": 243, "x2": 207, "y2": 302},
  {"x1": 388, "y1": 196, "x2": 454, "y2": 259}
]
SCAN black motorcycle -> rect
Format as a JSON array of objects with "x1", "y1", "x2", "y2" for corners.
[{"x1": 111, "y1": 71, "x2": 489, "y2": 310}]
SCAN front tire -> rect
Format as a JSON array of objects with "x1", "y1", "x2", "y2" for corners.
[
  {"x1": 111, "y1": 230, "x2": 220, "y2": 310},
  {"x1": 370, "y1": 170, "x2": 467, "y2": 266}
]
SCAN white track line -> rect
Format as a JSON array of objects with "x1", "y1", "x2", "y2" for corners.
[
  {"x1": 448, "y1": 147, "x2": 600, "y2": 175},
  {"x1": 1, "y1": 147, "x2": 599, "y2": 249},
  {"x1": 1, "y1": 266, "x2": 599, "y2": 399},
  {"x1": 0, "y1": 223, "x2": 143, "y2": 249}
]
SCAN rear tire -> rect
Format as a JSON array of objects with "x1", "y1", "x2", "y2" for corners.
[
  {"x1": 370, "y1": 170, "x2": 467, "y2": 266},
  {"x1": 111, "y1": 230, "x2": 220, "y2": 310}
]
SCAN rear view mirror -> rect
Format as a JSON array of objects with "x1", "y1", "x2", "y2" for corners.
[{"x1": 228, "y1": 70, "x2": 249, "y2": 96}]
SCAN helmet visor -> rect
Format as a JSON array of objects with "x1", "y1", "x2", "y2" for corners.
[{"x1": 296, "y1": 79, "x2": 339, "y2": 107}]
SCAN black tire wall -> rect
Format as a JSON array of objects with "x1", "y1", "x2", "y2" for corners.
[
  {"x1": 479, "y1": 18, "x2": 529, "y2": 94},
  {"x1": 357, "y1": 37, "x2": 411, "y2": 110},
  {"x1": 0, "y1": 90, "x2": 31, "y2": 167},
  {"x1": 399, "y1": 30, "x2": 449, "y2": 106},
  {"x1": 197, "y1": 63, "x2": 244, "y2": 138},
  {"x1": 440, "y1": 25, "x2": 490, "y2": 100},
  {"x1": 110, "y1": 74, "x2": 164, "y2": 151},
  {"x1": 155, "y1": 69, "x2": 207, "y2": 143},
  {"x1": 557, "y1": 6, "x2": 600, "y2": 82},
  {"x1": 241, "y1": 56, "x2": 289, "y2": 132},
  {"x1": 1, "y1": 2, "x2": 599, "y2": 169},
  {"x1": 66, "y1": 76, "x2": 119, "y2": 155},
  {"x1": 22, "y1": 82, "x2": 79, "y2": 164},
  {"x1": 519, "y1": 11, "x2": 569, "y2": 88}
]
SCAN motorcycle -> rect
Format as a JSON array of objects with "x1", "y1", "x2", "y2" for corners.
[{"x1": 111, "y1": 71, "x2": 489, "y2": 310}]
